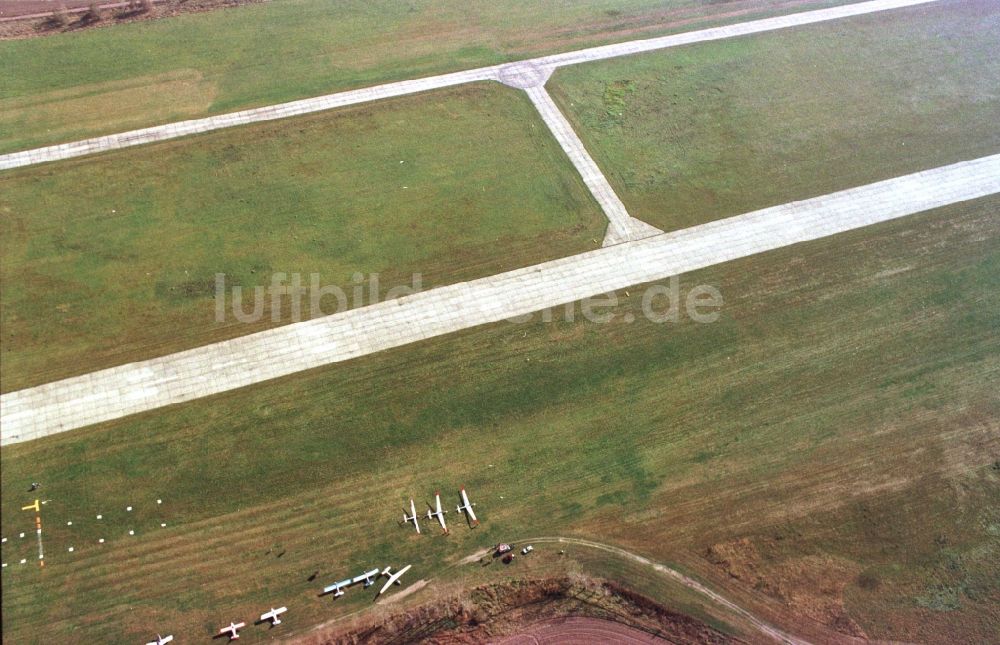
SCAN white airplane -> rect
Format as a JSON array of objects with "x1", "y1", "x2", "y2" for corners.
[
  {"x1": 426, "y1": 492, "x2": 449, "y2": 534},
  {"x1": 378, "y1": 564, "x2": 412, "y2": 595},
  {"x1": 259, "y1": 606, "x2": 287, "y2": 626},
  {"x1": 218, "y1": 621, "x2": 246, "y2": 640},
  {"x1": 402, "y1": 498, "x2": 420, "y2": 534},
  {"x1": 323, "y1": 568, "x2": 380, "y2": 597},
  {"x1": 457, "y1": 487, "x2": 479, "y2": 528},
  {"x1": 145, "y1": 635, "x2": 173, "y2": 645}
]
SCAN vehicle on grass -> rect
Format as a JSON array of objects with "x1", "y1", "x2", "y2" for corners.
[{"x1": 521, "y1": 545, "x2": 534, "y2": 555}]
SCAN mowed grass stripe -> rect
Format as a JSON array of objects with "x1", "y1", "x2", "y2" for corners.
[
  {"x1": 548, "y1": 0, "x2": 1000, "y2": 232},
  {"x1": 0, "y1": 82, "x2": 607, "y2": 392},
  {"x1": 3, "y1": 196, "x2": 998, "y2": 642}
]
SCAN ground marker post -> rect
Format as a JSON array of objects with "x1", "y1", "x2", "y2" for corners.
[{"x1": 21, "y1": 500, "x2": 44, "y2": 567}]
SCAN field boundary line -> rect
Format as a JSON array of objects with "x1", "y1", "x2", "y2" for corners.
[
  {"x1": 0, "y1": 0, "x2": 938, "y2": 170},
  {"x1": 2, "y1": 154, "x2": 997, "y2": 444}
]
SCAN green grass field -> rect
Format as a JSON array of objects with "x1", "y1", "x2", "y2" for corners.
[
  {"x1": 3, "y1": 196, "x2": 997, "y2": 643},
  {"x1": 0, "y1": 0, "x2": 850, "y2": 153},
  {"x1": 549, "y1": 0, "x2": 1000, "y2": 232},
  {"x1": 0, "y1": 82, "x2": 607, "y2": 392}
]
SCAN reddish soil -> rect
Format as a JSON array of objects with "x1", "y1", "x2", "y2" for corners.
[
  {"x1": 0, "y1": 0, "x2": 264, "y2": 37},
  {"x1": 300, "y1": 577, "x2": 743, "y2": 644},
  {"x1": 495, "y1": 616, "x2": 667, "y2": 644}
]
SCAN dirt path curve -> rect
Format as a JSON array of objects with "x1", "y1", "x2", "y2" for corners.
[{"x1": 519, "y1": 537, "x2": 810, "y2": 645}]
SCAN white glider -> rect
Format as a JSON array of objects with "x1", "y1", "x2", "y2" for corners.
[
  {"x1": 378, "y1": 564, "x2": 412, "y2": 595},
  {"x1": 426, "y1": 492, "x2": 448, "y2": 534},
  {"x1": 402, "y1": 499, "x2": 421, "y2": 534},
  {"x1": 145, "y1": 635, "x2": 173, "y2": 645},
  {"x1": 457, "y1": 487, "x2": 479, "y2": 527}
]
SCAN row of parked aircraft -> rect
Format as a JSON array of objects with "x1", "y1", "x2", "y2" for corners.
[
  {"x1": 150, "y1": 562, "x2": 414, "y2": 642},
  {"x1": 403, "y1": 487, "x2": 479, "y2": 535},
  {"x1": 321, "y1": 564, "x2": 412, "y2": 598},
  {"x1": 144, "y1": 487, "x2": 473, "y2": 641},
  {"x1": 146, "y1": 607, "x2": 287, "y2": 643}
]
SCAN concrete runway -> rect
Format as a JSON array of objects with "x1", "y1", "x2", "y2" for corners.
[
  {"x1": 0, "y1": 0, "x2": 938, "y2": 171},
  {"x1": 3, "y1": 154, "x2": 997, "y2": 444}
]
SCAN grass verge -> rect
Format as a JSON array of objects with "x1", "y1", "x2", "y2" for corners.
[
  {"x1": 548, "y1": 0, "x2": 1000, "y2": 232},
  {"x1": 0, "y1": 0, "x2": 853, "y2": 152},
  {"x1": 2, "y1": 195, "x2": 997, "y2": 642},
  {"x1": 0, "y1": 82, "x2": 606, "y2": 391}
]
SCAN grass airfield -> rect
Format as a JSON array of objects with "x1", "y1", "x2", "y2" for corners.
[
  {"x1": 0, "y1": 83, "x2": 606, "y2": 392},
  {"x1": 2, "y1": 0, "x2": 999, "y2": 643},
  {"x1": 549, "y1": 0, "x2": 1000, "y2": 232},
  {"x1": 2, "y1": 196, "x2": 998, "y2": 642},
  {"x1": 0, "y1": 0, "x2": 853, "y2": 153}
]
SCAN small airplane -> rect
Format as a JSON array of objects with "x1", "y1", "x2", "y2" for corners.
[
  {"x1": 426, "y1": 492, "x2": 449, "y2": 534},
  {"x1": 378, "y1": 564, "x2": 412, "y2": 595},
  {"x1": 145, "y1": 635, "x2": 173, "y2": 645},
  {"x1": 218, "y1": 621, "x2": 246, "y2": 640},
  {"x1": 402, "y1": 499, "x2": 421, "y2": 534},
  {"x1": 259, "y1": 606, "x2": 287, "y2": 626},
  {"x1": 457, "y1": 487, "x2": 479, "y2": 528},
  {"x1": 323, "y1": 568, "x2": 380, "y2": 597}
]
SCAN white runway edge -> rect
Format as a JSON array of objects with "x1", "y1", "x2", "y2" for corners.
[
  {"x1": 2, "y1": 154, "x2": 997, "y2": 445},
  {"x1": 0, "y1": 0, "x2": 938, "y2": 171}
]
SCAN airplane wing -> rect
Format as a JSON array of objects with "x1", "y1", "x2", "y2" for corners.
[
  {"x1": 435, "y1": 493, "x2": 443, "y2": 515},
  {"x1": 378, "y1": 564, "x2": 412, "y2": 595},
  {"x1": 323, "y1": 578, "x2": 351, "y2": 594},
  {"x1": 352, "y1": 568, "x2": 380, "y2": 585}
]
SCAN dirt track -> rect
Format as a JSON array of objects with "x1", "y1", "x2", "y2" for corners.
[
  {"x1": 519, "y1": 537, "x2": 811, "y2": 645},
  {"x1": 494, "y1": 616, "x2": 667, "y2": 644}
]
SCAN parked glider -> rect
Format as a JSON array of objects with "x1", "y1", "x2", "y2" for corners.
[
  {"x1": 145, "y1": 635, "x2": 173, "y2": 645},
  {"x1": 378, "y1": 564, "x2": 412, "y2": 595},
  {"x1": 402, "y1": 499, "x2": 421, "y2": 533},
  {"x1": 457, "y1": 487, "x2": 479, "y2": 527},
  {"x1": 426, "y1": 492, "x2": 449, "y2": 534}
]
